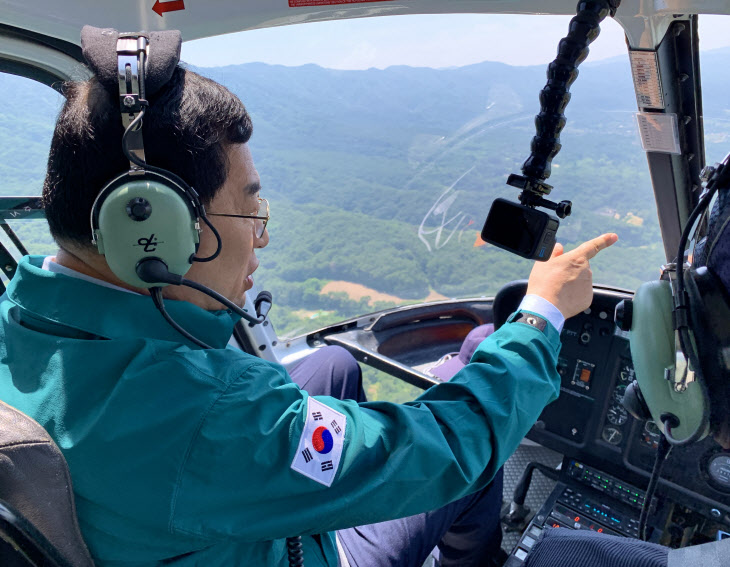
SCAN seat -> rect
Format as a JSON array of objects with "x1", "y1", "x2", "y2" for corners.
[{"x1": 0, "y1": 400, "x2": 94, "y2": 567}]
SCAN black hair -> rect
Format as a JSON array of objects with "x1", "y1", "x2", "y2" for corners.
[{"x1": 42, "y1": 66, "x2": 252, "y2": 247}]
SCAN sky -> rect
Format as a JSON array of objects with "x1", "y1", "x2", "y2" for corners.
[{"x1": 181, "y1": 13, "x2": 730, "y2": 70}]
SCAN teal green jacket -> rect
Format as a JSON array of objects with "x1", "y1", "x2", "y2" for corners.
[{"x1": 0, "y1": 256, "x2": 562, "y2": 566}]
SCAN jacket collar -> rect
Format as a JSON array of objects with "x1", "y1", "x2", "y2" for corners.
[{"x1": 6, "y1": 256, "x2": 241, "y2": 349}]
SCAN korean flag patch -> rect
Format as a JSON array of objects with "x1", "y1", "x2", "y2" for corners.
[{"x1": 291, "y1": 397, "x2": 347, "y2": 487}]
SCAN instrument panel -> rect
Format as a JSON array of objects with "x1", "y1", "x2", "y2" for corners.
[
  {"x1": 314, "y1": 278, "x2": 730, "y2": 525},
  {"x1": 493, "y1": 281, "x2": 730, "y2": 520}
]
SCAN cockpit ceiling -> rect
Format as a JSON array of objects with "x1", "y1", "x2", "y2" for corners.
[{"x1": 2, "y1": 0, "x2": 730, "y2": 51}]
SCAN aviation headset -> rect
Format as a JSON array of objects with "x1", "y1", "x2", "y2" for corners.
[
  {"x1": 79, "y1": 26, "x2": 270, "y2": 347},
  {"x1": 616, "y1": 152, "x2": 730, "y2": 447}
]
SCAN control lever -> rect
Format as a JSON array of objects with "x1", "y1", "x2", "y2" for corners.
[{"x1": 501, "y1": 461, "x2": 561, "y2": 531}]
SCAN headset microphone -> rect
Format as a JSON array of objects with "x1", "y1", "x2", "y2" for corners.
[
  {"x1": 254, "y1": 290, "x2": 273, "y2": 323},
  {"x1": 136, "y1": 259, "x2": 271, "y2": 326}
]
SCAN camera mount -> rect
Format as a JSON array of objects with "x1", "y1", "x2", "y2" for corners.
[{"x1": 481, "y1": 0, "x2": 621, "y2": 260}]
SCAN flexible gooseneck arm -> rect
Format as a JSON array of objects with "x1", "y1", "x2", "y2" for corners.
[{"x1": 511, "y1": 0, "x2": 621, "y2": 212}]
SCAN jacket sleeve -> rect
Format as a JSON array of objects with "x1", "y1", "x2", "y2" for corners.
[{"x1": 171, "y1": 314, "x2": 562, "y2": 542}]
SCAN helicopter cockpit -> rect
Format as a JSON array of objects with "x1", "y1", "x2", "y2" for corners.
[{"x1": 1, "y1": 1, "x2": 729, "y2": 566}]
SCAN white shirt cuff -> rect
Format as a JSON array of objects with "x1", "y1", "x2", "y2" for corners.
[{"x1": 517, "y1": 294, "x2": 565, "y2": 334}]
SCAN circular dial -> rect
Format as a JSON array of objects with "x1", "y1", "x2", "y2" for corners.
[
  {"x1": 707, "y1": 454, "x2": 730, "y2": 491},
  {"x1": 618, "y1": 362, "x2": 635, "y2": 383},
  {"x1": 602, "y1": 426, "x2": 623, "y2": 445},
  {"x1": 641, "y1": 421, "x2": 662, "y2": 448},
  {"x1": 613, "y1": 384, "x2": 627, "y2": 404},
  {"x1": 607, "y1": 404, "x2": 628, "y2": 426}
]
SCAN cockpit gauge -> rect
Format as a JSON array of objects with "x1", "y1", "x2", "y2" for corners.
[
  {"x1": 602, "y1": 426, "x2": 623, "y2": 445},
  {"x1": 618, "y1": 360, "x2": 635, "y2": 383},
  {"x1": 607, "y1": 404, "x2": 628, "y2": 426},
  {"x1": 641, "y1": 421, "x2": 661, "y2": 449},
  {"x1": 706, "y1": 454, "x2": 730, "y2": 492},
  {"x1": 613, "y1": 384, "x2": 627, "y2": 405}
]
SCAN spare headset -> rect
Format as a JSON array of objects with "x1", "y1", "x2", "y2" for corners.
[
  {"x1": 616, "y1": 152, "x2": 730, "y2": 446},
  {"x1": 614, "y1": 151, "x2": 730, "y2": 539},
  {"x1": 80, "y1": 26, "x2": 271, "y2": 348}
]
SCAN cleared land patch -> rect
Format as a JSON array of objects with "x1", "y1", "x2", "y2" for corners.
[{"x1": 321, "y1": 281, "x2": 448, "y2": 306}]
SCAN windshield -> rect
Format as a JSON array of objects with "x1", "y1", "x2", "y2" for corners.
[
  {"x1": 183, "y1": 15, "x2": 665, "y2": 339},
  {"x1": 700, "y1": 16, "x2": 730, "y2": 167},
  {"x1": 16, "y1": 14, "x2": 730, "y2": 340}
]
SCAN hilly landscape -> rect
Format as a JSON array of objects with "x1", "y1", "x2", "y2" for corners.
[{"x1": 2, "y1": 48, "x2": 730, "y2": 346}]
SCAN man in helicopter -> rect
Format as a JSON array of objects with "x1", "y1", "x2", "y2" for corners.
[{"x1": 0, "y1": 26, "x2": 617, "y2": 566}]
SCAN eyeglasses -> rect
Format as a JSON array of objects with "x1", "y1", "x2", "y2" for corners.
[{"x1": 207, "y1": 198, "x2": 269, "y2": 238}]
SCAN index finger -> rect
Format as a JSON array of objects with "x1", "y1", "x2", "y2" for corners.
[{"x1": 574, "y1": 233, "x2": 618, "y2": 260}]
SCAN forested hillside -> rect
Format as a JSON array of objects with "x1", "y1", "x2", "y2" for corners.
[
  {"x1": 3, "y1": 49, "x2": 730, "y2": 365},
  {"x1": 200, "y1": 56, "x2": 666, "y2": 321}
]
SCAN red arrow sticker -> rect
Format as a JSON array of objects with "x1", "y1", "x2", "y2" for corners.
[
  {"x1": 290, "y1": 0, "x2": 394, "y2": 6},
  {"x1": 153, "y1": 0, "x2": 185, "y2": 16}
]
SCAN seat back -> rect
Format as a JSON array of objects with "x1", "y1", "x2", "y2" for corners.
[
  {"x1": 0, "y1": 499, "x2": 71, "y2": 566},
  {"x1": 0, "y1": 401, "x2": 94, "y2": 567}
]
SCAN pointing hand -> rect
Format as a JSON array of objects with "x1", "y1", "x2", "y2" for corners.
[{"x1": 526, "y1": 233, "x2": 618, "y2": 319}]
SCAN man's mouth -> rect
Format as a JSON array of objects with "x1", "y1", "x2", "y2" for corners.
[{"x1": 245, "y1": 262, "x2": 258, "y2": 291}]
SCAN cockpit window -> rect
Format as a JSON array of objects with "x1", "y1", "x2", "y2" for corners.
[
  {"x1": 699, "y1": 15, "x2": 730, "y2": 167},
  {"x1": 1, "y1": 15, "x2": 674, "y2": 335},
  {"x1": 0, "y1": 73, "x2": 61, "y2": 259},
  {"x1": 182, "y1": 15, "x2": 667, "y2": 339}
]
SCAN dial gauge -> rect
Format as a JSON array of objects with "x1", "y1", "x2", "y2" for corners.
[
  {"x1": 602, "y1": 426, "x2": 623, "y2": 445},
  {"x1": 613, "y1": 385, "x2": 627, "y2": 404},
  {"x1": 707, "y1": 454, "x2": 730, "y2": 491},
  {"x1": 642, "y1": 421, "x2": 661, "y2": 448},
  {"x1": 618, "y1": 361, "x2": 635, "y2": 383},
  {"x1": 607, "y1": 404, "x2": 628, "y2": 426}
]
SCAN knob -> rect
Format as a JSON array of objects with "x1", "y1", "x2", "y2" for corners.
[
  {"x1": 126, "y1": 197, "x2": 152, "y2": 222},
  {"x1": 556, "y1": 200, "x2": 572, "y2": 219}
]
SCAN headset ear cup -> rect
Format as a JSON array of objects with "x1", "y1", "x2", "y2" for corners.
[
  {"x1": 92, "y1": 172, "x2": 200, "y2": 288},
  {"x1": 629, "y1": 279, "x2": 707, "y2": 442}
]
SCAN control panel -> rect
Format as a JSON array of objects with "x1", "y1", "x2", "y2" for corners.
[
  {"x1": 505, "y1": 460, "x2": 655, "y2": 566},
  {"x1": 521, "y1": 288, "x2": 637, "y2": 454},
  {"x1": 505, "y1": 481, "x2": 643, "y2": 566},
  {"x1": 566, "y1": 460, "x2": 649, "y2": 512},
  {"x1": 495, "y1": 283, "x2": 730, "y2": 521},
  {"x1": 492, "y1": 282, "x2": 730, "y2": 565}
]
